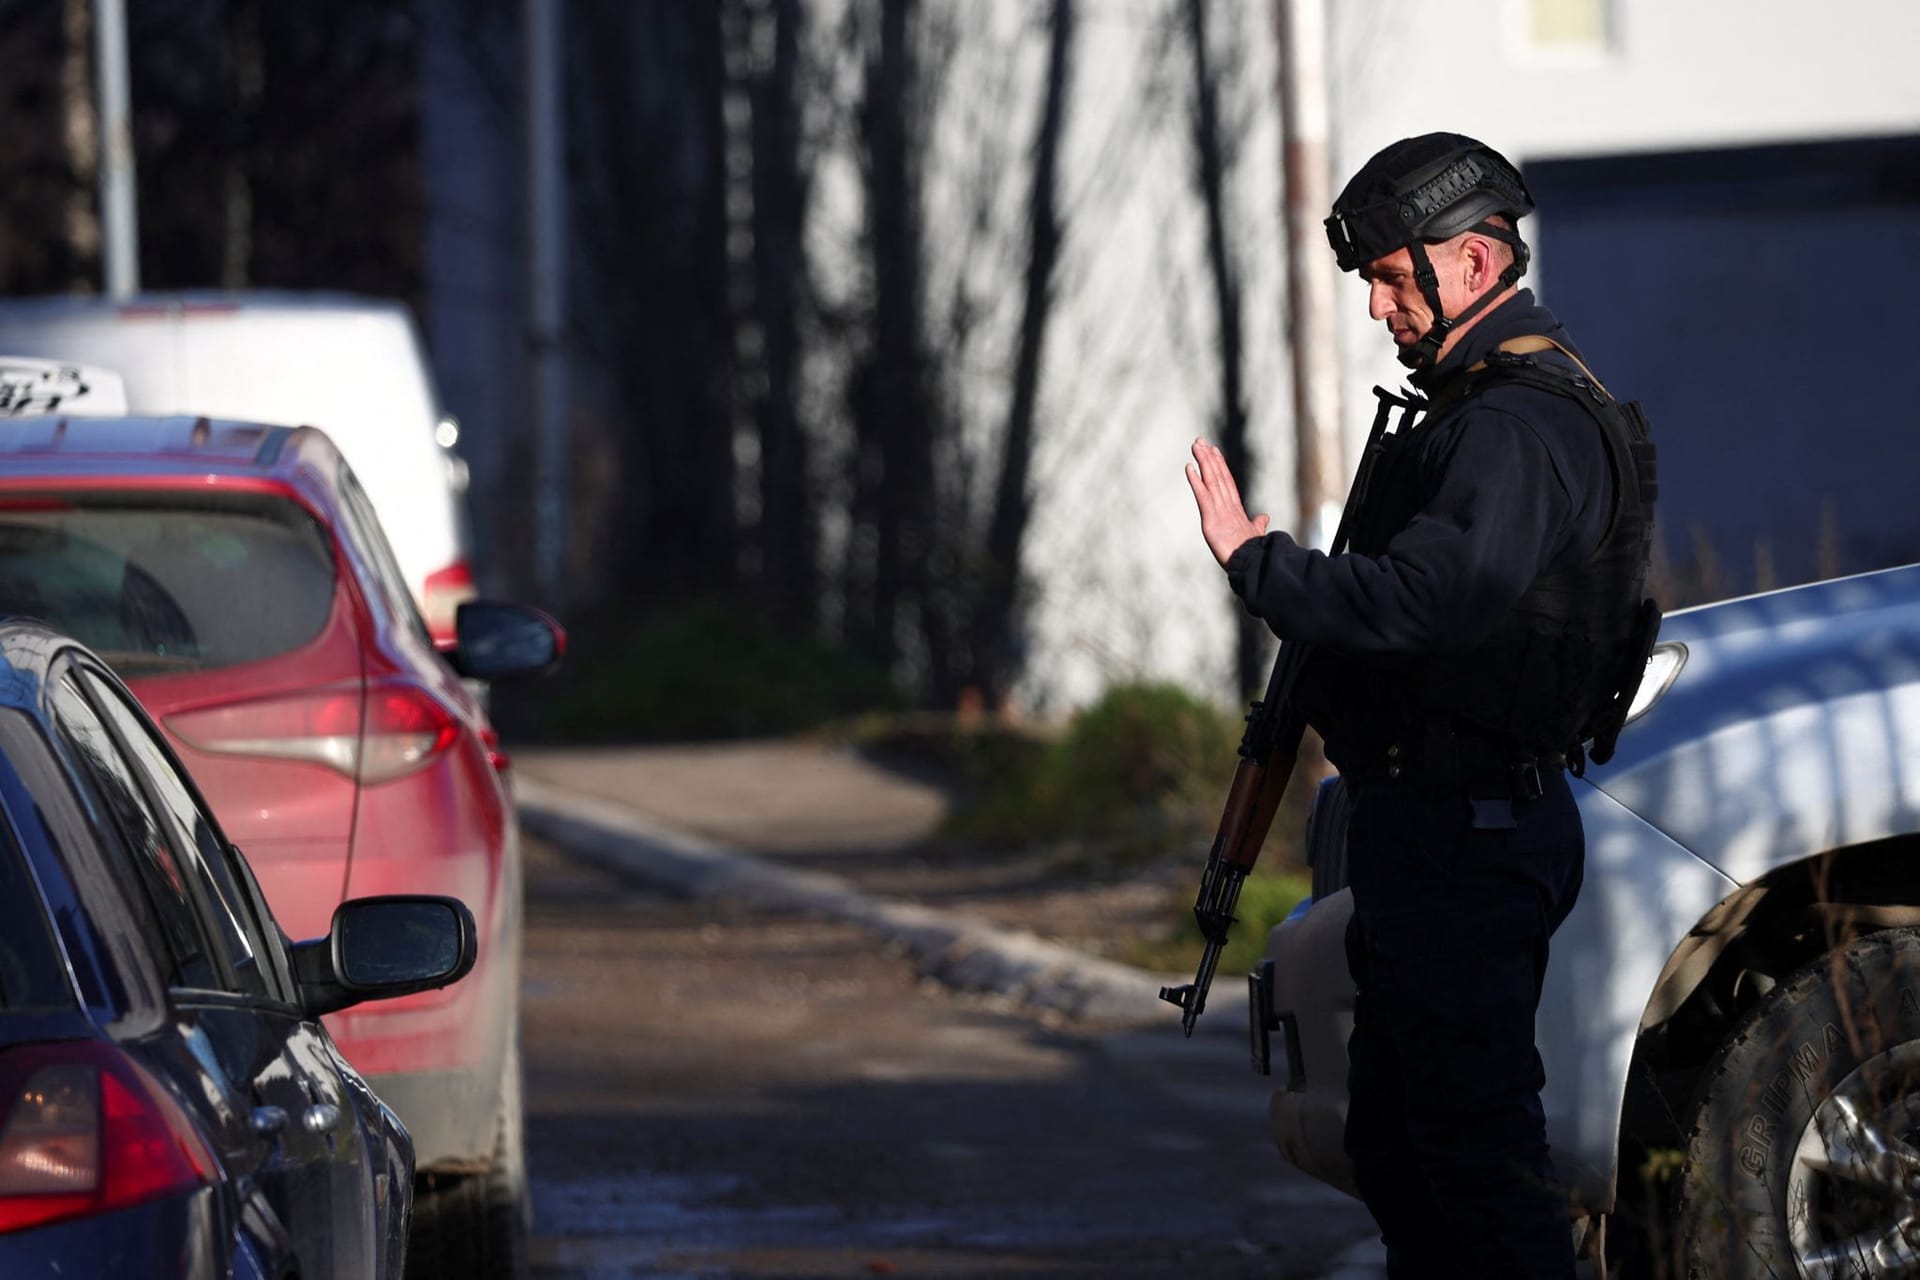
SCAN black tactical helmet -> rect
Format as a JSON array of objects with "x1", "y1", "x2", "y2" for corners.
[{"x1": 1326, "y1": 133, "x2": 1535, "y2": 366}]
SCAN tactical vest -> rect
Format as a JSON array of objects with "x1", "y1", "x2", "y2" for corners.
[{"x1": 1401, "y1": 338, "x2": 1659, "y2": 761}]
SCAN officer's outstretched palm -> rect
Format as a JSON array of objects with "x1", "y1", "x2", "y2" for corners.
[{"x1": 1185, "y1": 438, "x2": 1269, "y2": 568}]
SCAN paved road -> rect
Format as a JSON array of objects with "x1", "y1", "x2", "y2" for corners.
[{"x1": 519, "y1": 832, "x2": 1380, "y2": 1279}]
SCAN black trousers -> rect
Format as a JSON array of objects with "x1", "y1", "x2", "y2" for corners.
[{"x1": 1342, "y1": 768, "x2": 1585, "y2": 1279}]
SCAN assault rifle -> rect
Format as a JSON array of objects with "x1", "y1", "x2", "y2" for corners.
[
  {"x1": 1159, "y1": 387, "x2": 1420, "y2": 1036},
  {"x1": 1156, "y1": 641, "x2": 1311, "y2": 1035}
]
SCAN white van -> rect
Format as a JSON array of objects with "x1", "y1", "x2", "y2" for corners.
[{"x1": 0, "y1": 292, "x2": 476, "y2": 641}]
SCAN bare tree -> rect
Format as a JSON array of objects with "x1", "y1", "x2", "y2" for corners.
[
  {"x1": 1183, "y1": 0, "x2": 1259, "y2": 697},
  {"x1": 0, "y1": 1, "x2": 95, "y2": 292},
  {"x1": 108, "y1": 0, "x2": 424, "y2": 306},
  {"x1": 747, "y1": 0, "x2": 820, "y2": 629},
  {"x1": 572, "y1": 0, "x2": 741, "y2": 609},
  {"x1": 219, "y1": 0, "x2": 261, "y2": 290},
  {"x1": 58, "y1": 0, "x2": 99, "y2": 289},
  {"x1": 966, "y1": 0, "x2": 1075, "y2": 710},
  {"x1": 842, "y1": 0, "x2": 940, "y2": 677}
]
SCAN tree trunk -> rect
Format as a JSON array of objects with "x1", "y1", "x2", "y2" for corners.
[
  {"x1": 577, "y1": 0, "x2": 739, "y2": 608},
  {"x1": 749, "y1": 0, "x2": 818, "y2": 630},
  {"x1": 846, "y1": 0, "x2": 934, "y2": 677},
  {"x1": 221, "y1": 0, "x2": 262, "y2": 290},
  {"x1": 684, "y1": 0, "x2": 740, "y2": 600},
  {"x1": 59, "y1": 0, "x2": 99, "y2": 290},
  {"x1": 969, "y1": 0, "x2": 1074, "y2": 709},
  {"x1": 1183, "y1": 0, "x2": 1259, "y2": 697}
]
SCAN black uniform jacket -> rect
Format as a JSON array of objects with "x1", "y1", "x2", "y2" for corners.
[{"x1": 1224, "y1": 290, "x2": 1616, "y2": 769}]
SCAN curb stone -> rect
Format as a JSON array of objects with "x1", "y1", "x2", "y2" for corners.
[{"x1": 516, "y1": 776, "x2": 1236, "y2": 1034}]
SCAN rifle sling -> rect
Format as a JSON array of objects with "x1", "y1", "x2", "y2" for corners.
[{"x1": 1473, "y1": 333, "x2": 1611, "y2": 398}]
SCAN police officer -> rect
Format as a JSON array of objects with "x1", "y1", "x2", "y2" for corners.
[{"x1": 1186, "y1": 133, "x2": 1655, "y2": 1277}]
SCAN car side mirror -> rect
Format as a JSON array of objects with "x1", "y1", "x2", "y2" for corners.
[
  {"x1": 290, "y1": 894, "x2": 478, "y2": 1018},
  {"x1": 446, "y1": 600, "x2": 565, "y2": 682}
]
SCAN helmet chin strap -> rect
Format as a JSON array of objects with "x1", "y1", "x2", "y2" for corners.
[{"x1": 1398, "y1": 223, "x2": 1531, "y2": 369}]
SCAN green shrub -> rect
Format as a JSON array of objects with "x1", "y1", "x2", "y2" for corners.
[
  {"x1": 1122, "y1": 865, "x2": 1314, "y2": 979},
  {"x1": 513, "y1": 599, "x2": 902, "y2": 742},
  {"x1": 949, "y1": 680, "x2": 1242, "y2": 856},
  {"x1": 837, "y1": 712, "x2": 1056, "y2": 796}
]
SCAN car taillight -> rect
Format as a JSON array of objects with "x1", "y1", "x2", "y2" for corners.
[
  {"x1": 359, "y1": 683, "x2": 459, "y2": 784},
  {"x1": 422, "y1": 560, "x2": 478, "y2": 649},
  {"x1": 0, "y1": 1041, "x2": 218, "y2": 1235},
  {"x1": 166, "y1": 684, "x2": 362, "y2": 776},
  {"x1": 166, "y1": 681, "x2": 459, "y2": 785}
]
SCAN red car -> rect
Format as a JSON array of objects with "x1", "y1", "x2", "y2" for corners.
[{"x1": 0, "y1": 414, "x2": 558, "y2": 1277}]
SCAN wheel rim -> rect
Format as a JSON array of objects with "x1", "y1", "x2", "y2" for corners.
[{"x1": 1786, "y1": 1040, "x2": 1920, "y2": 1278}]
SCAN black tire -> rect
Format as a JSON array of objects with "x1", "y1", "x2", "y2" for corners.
[
  {"x1": 405, "y1": 1043, "x2": 530, "y2": 1280},
  {"x1": 1677, "y1": 927, "x2": 1920, "y2": 1279}
]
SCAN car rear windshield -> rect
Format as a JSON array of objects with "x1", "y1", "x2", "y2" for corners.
[{"x1": 0, "y1": 492, "x2": 336, "y2": 675}]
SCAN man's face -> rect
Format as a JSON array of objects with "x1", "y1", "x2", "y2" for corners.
[
  {"x1": 1358, "y1": 236, "x2": 1495, "y2": 356},
  {"x1": 1359, "y1": 246, "x2": 1446, "y2": 353}
]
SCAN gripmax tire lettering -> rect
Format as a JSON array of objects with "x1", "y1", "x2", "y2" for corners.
[{"x1": 1678, "y1": 927, "x2": 1920, "y2": 1278}]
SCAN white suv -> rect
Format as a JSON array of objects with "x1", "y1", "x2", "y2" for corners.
[{"x1": 1253, "y1": 563, "x2": 1920, "y2": 1277}]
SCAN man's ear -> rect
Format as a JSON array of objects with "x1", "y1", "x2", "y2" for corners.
[{"x1": 1460, "y1": 234, "x2": 1497, "y2": 293}]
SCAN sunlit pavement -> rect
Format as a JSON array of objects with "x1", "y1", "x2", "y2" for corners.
[
  {"x1": 515, "y1": 739, "x2": 1622, "y2": 1276},
  {"x1": 513, "y1": 743, "x2": 1389, "y2": 1277},
  {"x1": 515, "y1": 741, "x2": 1608, "y2": 1278}
]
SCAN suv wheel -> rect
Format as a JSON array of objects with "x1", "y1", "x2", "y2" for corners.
[
  {"x1": 406, "y1": 1041, "x2": 530, "y2": 1279},
  {"x1": 1678, "y1": 927, "x2": 1920, "y2": 1278}
]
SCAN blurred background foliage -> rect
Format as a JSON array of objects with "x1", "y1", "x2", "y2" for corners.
[
  {"x1": 0, "y1": 0, "x2": 1875, "y2": 866},
  {"x1": 0, "y1": 0, "x2": 1278, "y2": 742},
  {"x1": 532, "y1": 597, "x2": 902, "y2": 741}
]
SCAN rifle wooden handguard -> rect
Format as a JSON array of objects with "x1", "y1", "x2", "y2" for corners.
[{"x1": 1212, "y1": 750, "x2": 1300, "y2": 872}]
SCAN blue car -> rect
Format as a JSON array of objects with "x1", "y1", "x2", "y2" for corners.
[{"x1": 0, "y1": 619, "x2": 476, "y2": 1277}]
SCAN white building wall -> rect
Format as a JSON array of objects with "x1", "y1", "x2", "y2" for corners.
[
  {"x1": 1326, "y1": 0, "x2": 1920, "y2": 467},
  {"x1": 1335, "y1": 0, "x2": 1920, "y2": 165}
]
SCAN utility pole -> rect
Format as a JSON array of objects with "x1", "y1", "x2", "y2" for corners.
[
  {"x1": 523, "y1": 0, "x2": 569, "y2": 607},
  {"x1": 93, "y1": 0, "x2": 138, "y2": 298},
  {"x1": 1275, "y1": 0, "x2": 1341, "y2": 548}
]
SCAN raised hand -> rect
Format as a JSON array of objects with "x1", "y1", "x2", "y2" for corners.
[{"x1": 1185, "y1": 438, "x2": 1270, "y2": 567}]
